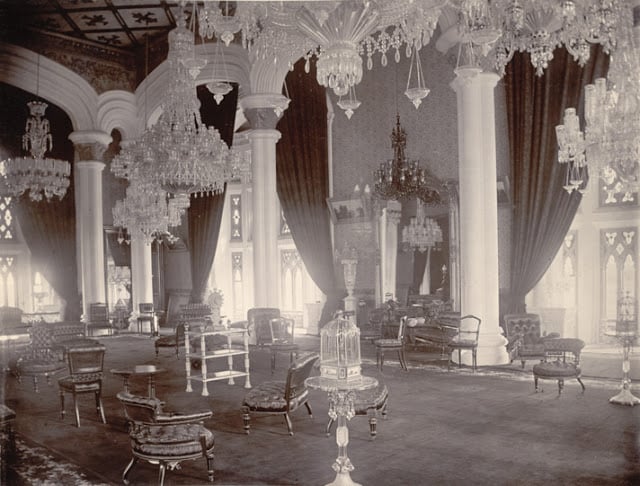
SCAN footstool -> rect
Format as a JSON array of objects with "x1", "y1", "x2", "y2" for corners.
[{"x1": 326, "y1": 383, "x2": 389, "y2": 440}]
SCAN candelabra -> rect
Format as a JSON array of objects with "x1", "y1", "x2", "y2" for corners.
[{"x1": 374, "y1": 114, "x2": 443, "y2": 204}]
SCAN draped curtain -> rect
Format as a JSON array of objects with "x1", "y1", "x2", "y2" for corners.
[
  {"x1": 6, "y1": 87, "x2": 81, "y2": 321},
  {"x1": 505, "y1": 46, "x2": 609, "y2": 313},
  {"x1": 187, "y1": 84, "x2": 238, "y2": 303},
  {"x1": 276, "y1": 58, "x2": 342, "y2": 326}
]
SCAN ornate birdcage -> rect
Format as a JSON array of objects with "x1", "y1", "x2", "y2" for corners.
[{"x1": 320, "y1": 316, "x2": 361, "y2": 383}]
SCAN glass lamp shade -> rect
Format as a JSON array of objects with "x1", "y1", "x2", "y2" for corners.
[{"x1": 320, "y1": 316, "x2": 362, "y2": 383}]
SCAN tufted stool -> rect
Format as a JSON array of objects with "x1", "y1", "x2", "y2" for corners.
[
  {"x1": 532, "y1": 338, "x2": 585, "y2": 395},
  {"x1": 326, "y1": 383, "x2": 389, "y2": 440}
]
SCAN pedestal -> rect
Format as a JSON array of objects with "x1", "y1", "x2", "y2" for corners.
[
  {"x1": 607, "y1": 332, "x2": 640, "y2": 406},
  {"x1": 306, "y1": 376, "x2": 378, "y2": 486}
]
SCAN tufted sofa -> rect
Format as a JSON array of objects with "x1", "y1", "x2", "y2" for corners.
[{"x1": 503, "y1": 313, "x2": 560, "y2": 368}]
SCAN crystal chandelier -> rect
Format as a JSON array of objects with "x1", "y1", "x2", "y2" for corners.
[
  {"x1": 556, "y1": 3, "x2": 639, "y2": 201},
  {"x1": 1, "y1": 55, "x2": 70, "y2": 202},
  {"x1": 112, "y1": 180, "x2": 187, "y2": 243},
  {"x1": 402, "y1": 211, "x2": 444, "y2": 253},
  {"x1": 373, "y1": 114, "x2": 443, "y2": 204},
  {"x1": 112, "y1": 9, "x2": 233, "y2": 198},
  {"x1": 457, "y1": 0, "x2": 627, "y2": 77}
]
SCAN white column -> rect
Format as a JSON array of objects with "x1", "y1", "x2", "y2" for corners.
[
  {"x1": 69, "y1": 130, "x2": 111, "y2": 320},
  {"x1": 130, "y1": 236, "x2": 154, "y2": 331},
  {"x1": 379, "y1": 201, "x2": 402, "y2": 301},
  {"x1": 451, "y1": 68, "x2": 509, "y2": 366},
  {"x1": 240, "y1": 94, "x2": 289, "y2": 308}
]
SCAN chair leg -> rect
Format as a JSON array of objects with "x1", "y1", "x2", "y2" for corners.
[
  {"x1": 304, "y1": 401, "x2": 313, "y2": 418},
  {"x1": 271, "y1": 351, "x2": 276, "y2": 374},
  {"x1": 32, "y1": 376, "x2": 39, "y2": 393},
  {"x1": 399, "y1": 347, "x2": 408, "y2": 370},
  {"x1": 558, "y1": 379, "x2": 564, "y2": 395},
  {"x1": 458, "y1": 348, "x2": 462, "y2": 369},
  {"x1": 73, "y1": 393, "x2": 80, "y2": 427},
  {"x1": 368, "y1": 412, "x2": 378, "y2": 440},
  {"x1": 96, "y1": 392, "x2": 106, "y2": 424},
  {"x1": 326, "y1": 417, "x2": 334, "y2": 437},
  {"x1": 59, "y1": 390, "x2": 65, "y2": 419},
  {"x1": 577, "y1": 377, "x2": 585, "y2": 393},
  {"x1": 158, "y1": 461, "x2": 166, "y2": 486},
  {"x1": 242, "y1": 406, "x2": 250, "y2": 434},
  {"x1": 472, "y1": 348, "x2": 477, "y2": 372},
  {"x1": 205, "y1": 452, "x2": 215, "y2": 483},
  {"x1": 122, "y1": 456, "x2": 138, "y2": 485},
  {"x1": 284, "y1": 412, "x2": 294, "y2": 436},
  {"x1": 534, "y1": 376, "x2": 542, "y2": 392}
]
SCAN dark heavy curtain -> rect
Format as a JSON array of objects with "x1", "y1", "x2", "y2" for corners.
[
  {"x1": 187, "y1": 84, "x2": 238, "y2": 303},
  {"x1": 8, "y1": 90, "x2": 81, "y2": 320},
  {"x1": 276, "y1": 58, "x2": 343, "y2": 326},
  {"x1": 505, "y1": 46, "x2": 609, "y2": 313}
]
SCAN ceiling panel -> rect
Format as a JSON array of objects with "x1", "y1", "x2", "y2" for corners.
[{"x1": 66, "y1": 9, "x2": 123, "y2": 32}]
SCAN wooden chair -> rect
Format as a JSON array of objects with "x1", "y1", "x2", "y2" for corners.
[
  {"x1": 374, "y1": 316, "x2": 408, "y2": 371},
  {"x1": 58, "y1": 342, "x2": 107, "y2": 427},
  {"x1": 117, "y1": 391, "x2": 214, "y2": 486},
  {"x1": 533, "y1": 338, "x2": 586, "y2": 395},
  {"x1": 247, "y1": 307, "x2": 281, "y2": 347},
  {"x1": 136, "y1": 303, "x2": 157, "y2": 337},
  {"x1": 86, "y1": 303, "x2": 113, "y2": 337},
  {"x1": 503, "y1": 313, "x2": 560, "y2": 368},
  {"x1": 15, "y1": 323, "x2": 66, "y2": 392},
  {"x1": 154, "y1": 324, "x2": 185, "y2": 358},
  {"x1": 242, "y1": 353, "x2": 319, "y2": 436},
  {"x1": 447, "y1": 314, "x2": 482, "y2": 372},
  {"x1": 268, "y1": 316, "x2": 299, "y2": 374}
]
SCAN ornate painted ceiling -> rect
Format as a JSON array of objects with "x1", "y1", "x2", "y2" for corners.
[{"x1": 1, "y1": 0, "x2": 180, "y2": 51}]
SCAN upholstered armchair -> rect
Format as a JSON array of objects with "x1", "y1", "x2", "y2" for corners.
[
  {"x1": 503, "y1": 313, "x2": 560, "y2": 368},
  {"x1": 532, "y1": 338, "x2": 586, "y2": 395},
  {"x1": 117, "y1": 391, "x2": 214, "y2": 486}
]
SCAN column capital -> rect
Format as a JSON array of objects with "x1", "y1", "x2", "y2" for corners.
[
  {"x1": 450, "y1": 66, "x2": 483, "y2": 92},
  {"x1": 241, "y1": 94, "x2": 290, "y2": 130},
  {"x1": 69, "y1": 130, "x2": 112, "y2": 161}
]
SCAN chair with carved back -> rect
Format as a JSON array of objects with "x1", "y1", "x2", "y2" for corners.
[
  {"x1": 15, "y1": 323, "x2": 66, "y2": 392},
  {"x1": 503, "y1": 313, "x2": 560, "y2": 368},
  {"x1": 269, "y1": 316, "x2": 299, "y2": 374},
  {"x1": 117, "y1": 391, "x2": 214, "y2": 486},
  {"x1": 154, "y1": 323, "x2": 186, "y2": 358},
  {"x1": 446, "y1": 314, "x2": 482, "y2": 372},
  {"x1": 58, "y1": 342, "x2": 107, "y2": 427},
  {"x1": 242, "y1": 352, "x2": 319, "y2": 436},
  {"x1": 247, "y1": 307, "x2": 281, "y2": 348},
  {"x1": 374, "y1": 316, "x2": 408, "y2": 371},
  {"x1": 87, "y1": 303, "x2": 113, "y2": 337},
  {"x1": 137, "y1": 303, "x2": 157, "y2": 337}
]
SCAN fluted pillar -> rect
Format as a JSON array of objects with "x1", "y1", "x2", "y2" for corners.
[
  {"x1": 240, "y1": 94, "x2": 289, "y2": 308},
  {"x1": 129, "y1": 236, "x2": 154, "y2": 330},
  {"x1": 450, "y1": 68, "x2": 509, "y2": 366},
  {"x1": 69, "y1": 130, "x2": 111, "y2": 320}
]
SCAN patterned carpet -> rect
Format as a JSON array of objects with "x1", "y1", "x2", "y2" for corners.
[{"x1": 2, "y1": 433, "x2": 110, "y2": 486}]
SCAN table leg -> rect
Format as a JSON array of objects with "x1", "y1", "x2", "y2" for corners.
[
  {"x1": 148, "y1": 376, "x2": 156, "y2": 399},
  {"x1": 325, "y1": 389, "x2": 361, "y2": 486},
  {"x1": 610, "y1": 337, "x2": 640, "y2": 406}
]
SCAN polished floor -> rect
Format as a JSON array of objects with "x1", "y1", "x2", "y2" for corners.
[{"x1": 1, "y1": 331, "x2": 640, "y2": 486}]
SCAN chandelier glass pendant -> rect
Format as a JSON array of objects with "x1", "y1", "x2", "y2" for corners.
[
  {"x1": 374, "y1": 114, "x2": 443, "y2": 204},
  {"x1": 402, "y1": 213, "x2": 444, "y2": 253},
  {"x1": 1, "y1": 56, "x2": 70, "y2": 202},
  {"x1": 111, "y1": 9, "x2": 233, "y2": 198},
  {"x1": 556, "y1": 107, "x2": 587, "y2": 193}
]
